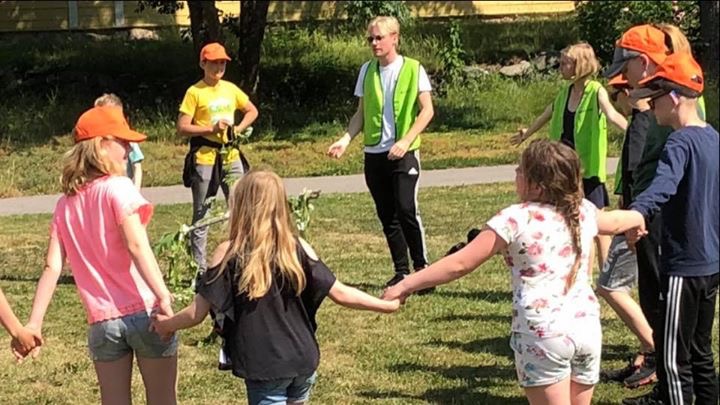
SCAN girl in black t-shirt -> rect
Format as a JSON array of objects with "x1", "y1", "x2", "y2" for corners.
[{"x1": 151, "y1": 170, "x2": 399, "y2": 405}]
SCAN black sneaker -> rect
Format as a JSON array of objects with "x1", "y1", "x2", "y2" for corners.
[
  {"x1": 624, "y1": 353, "x2": 657, "y2": 388},
  {"x1": 600, "y1": 357, "x2": 638, "y2": 383},
  {"x1": 622, "y1": 386, "x2": 664, "y2": 405},
  {"x1": 413, "y1": 266, "x2": 435, "y2": 295},
  {"x1": 385, "y1": 272, "x2": 407, "y2": 288}
]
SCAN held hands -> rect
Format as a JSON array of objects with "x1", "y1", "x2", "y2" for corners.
[
  {"x1": 510, "y1": 128, "x2": 529, "y2": 146},
  {"x1": 381, "y1": 283, "x2": 411, "y2": 305},
  {"x1": 149, "y1": 296, "x2": 175, "y2": 342},
  {"x1": 10, "y1": 324, "x2": 43, "y2": 363},
  {"x1": 388, "y1": 139, "x2": 410, "y2": 160},
  {"x1": 150, "y1": 312, "x2": 176, "y2": 339},
  {"x1": 625, "y1": 225, "x2": 648, "y2": 253},
  {"x1": 327, "y1": 134, "x2": 351, "y2": 159},
  {"x1": 380, "y1": 298, "x2": 401, "y2": 313}
]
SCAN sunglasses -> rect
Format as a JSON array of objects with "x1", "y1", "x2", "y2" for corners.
[
  {"x1": 610, "y1": 89, "x2": 627, "y2": 103},
  {"x1": 366, "y1": 35, "x2": 385, "y2": 44},
  {"x1": 648, "y1": 90, "x2": 678, "y2": 110}
]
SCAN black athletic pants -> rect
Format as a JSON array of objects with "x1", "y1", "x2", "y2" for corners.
[
  {"x1": 636, "y1": 212, "x2": 663, "y2": 333},
  {"x1": 656, "y1": 272, "x2": 719, "y2": 405},
  {"x1": 364, "y1": 150, "x2": 428, "y2": 274}
]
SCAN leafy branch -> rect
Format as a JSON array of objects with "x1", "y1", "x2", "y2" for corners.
[{"x1": 154, "y1": 182, "x2": 321, "y2": 304}]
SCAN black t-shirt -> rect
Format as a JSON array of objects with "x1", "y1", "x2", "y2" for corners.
[
  {"x1": 621, "y1": 108, "x2": 652, "y2": 206},
  {"x1": 561, "y1": 85, "x2": 576, "y2": 149},
  {"x1": 196, "y1": 241, "x2": 337, "y2": 381}
]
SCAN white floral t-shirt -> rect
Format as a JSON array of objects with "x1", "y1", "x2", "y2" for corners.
[{"x1": 486, "y1": 199, "x2": 600, "y2": 338}]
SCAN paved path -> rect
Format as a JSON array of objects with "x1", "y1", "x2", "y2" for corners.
[{"x1": 0, "y1": 158, "x2": 619, "y2": 216}]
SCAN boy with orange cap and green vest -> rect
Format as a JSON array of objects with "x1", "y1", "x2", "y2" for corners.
[
  {"x1": 177, "y1": 42, "x2": 259, "y2": 273},
  {"x1": 327, "y1": 16, "x2": 434, "y2": 290}
]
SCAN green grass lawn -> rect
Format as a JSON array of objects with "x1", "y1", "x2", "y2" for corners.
[
  {"x1": 0, "y1": 183, "x2": 717, "y2": 404},
  {"x1": 0, "y1": 126, "x2": 624, "y2": 198}
]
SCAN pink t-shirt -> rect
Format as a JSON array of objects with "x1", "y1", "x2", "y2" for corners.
[
  {"x1": 51, "y1": 176, "x2": 158, "y2": 324},
  {"x1": 486, "y1": 199, "x2": 600, "y2": 338}
]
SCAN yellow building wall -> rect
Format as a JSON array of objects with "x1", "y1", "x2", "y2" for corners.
[
  {"x1": 0, "y1": 1, "x2": 69, "y2": 31},
  {"x1": 0, "y1": 1, "x2": 575, "y2": 32}
]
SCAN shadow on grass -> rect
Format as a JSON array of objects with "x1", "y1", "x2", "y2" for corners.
[
  {"x1": 599, "y1": 343, "x2": 635, "y2": 362},
  {"x1": 433, "y1": 313, "x2": 512, "y2": 323},
  {"x1": 426, "y1": 335, "x2": 513, "y2": 361},
  {"x1": 360, "y1": 362, "x2": 523, "y2": 404},
  {"x1": 0, "y1": 273, "x2": 75, "y2": 284},
  {"x1": 434, "y1": 288, "x2": 512, "y2": 303}
]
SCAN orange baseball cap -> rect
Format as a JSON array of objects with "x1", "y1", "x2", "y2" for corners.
[
  {"x1": 200, "y1": 42, "x2": 231, "y2": 62},
  {"x1": 608, "y1": 75, "x2": 630, "y2": 89},
  {"x1": 632, "y1": 52, "x2": 704, "y2": 99},
  {"x1": 74, "y1": 106, "x2": 147, "y2": 143},
  {"x1": 603, "y1": 25, "x2": 669, "y2": 78}
]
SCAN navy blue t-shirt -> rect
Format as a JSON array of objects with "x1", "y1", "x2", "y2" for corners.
[{"x1": 630, "y1": 125, "x2": 719, "y2": 277}]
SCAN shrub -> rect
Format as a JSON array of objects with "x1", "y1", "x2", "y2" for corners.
[
  {"x1": 343, "y1": 1, "x2": 413, "y2": 31},
  {"x1": 575, "y1": 0, "x2": 700, "y2": 63}
]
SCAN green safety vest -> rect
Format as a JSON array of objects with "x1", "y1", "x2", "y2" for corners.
[
  {"x1": 549, "y1": 80, "x2": 608, "y2": 182},
  {"x1": 362, "y1": 57, "x2": 421, "y2": 150}
]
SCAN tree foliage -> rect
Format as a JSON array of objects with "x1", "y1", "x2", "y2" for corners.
[
  {"x1": 575, "y1": 1, "x2": 700, "y2": 63},
  {"x1": 343, "y1": 1, "x2": 413, "y2": 31}
]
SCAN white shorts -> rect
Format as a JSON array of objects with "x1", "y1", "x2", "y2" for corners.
[{"x1": 510, "y1": 322, "x2": 602, "y2": 387}]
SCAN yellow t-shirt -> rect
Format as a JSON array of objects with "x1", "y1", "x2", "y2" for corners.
[{"x1": 179, "y1": 79, "x2": 249, "y2": 165}]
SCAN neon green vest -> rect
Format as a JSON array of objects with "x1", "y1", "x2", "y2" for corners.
[
  {"x1": 549, "y1": 80, "x2": 608, "y2": 182},
  {"x1": 362, "y1": 57, "x2": 421, "y2": 150}
]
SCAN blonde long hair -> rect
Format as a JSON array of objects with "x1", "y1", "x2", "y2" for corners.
[
  {"x1": 220, "y1": 170, "x2": 306, "y2": 300},
  {"x1": 61, "y1": 137, "x2": 126, "y2": 196},
  {"x1": 520, "y1": 140, "x2": 584, "y2": 293},
  {"x1": 655, "y1": 23, "x2": 693, "y2": 55},
  {"x1": 561, "y1": 42, "x2": 601, "y2": 81}
]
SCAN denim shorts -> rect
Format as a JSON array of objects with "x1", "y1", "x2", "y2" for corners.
[
  {"x1": 245, "y1": 371, "x2": 317, "y2": 405},
  {"x1": 597, "y1": 235, "x2": 638, "y2": 293},
  {"x1": 87, "y1": 310, "x2": 178, "y2": 362}
]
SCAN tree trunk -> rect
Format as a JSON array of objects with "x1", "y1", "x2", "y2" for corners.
[
  {"x1": 699, "y1": 0, "x2": 719, "y2": 82},
  {"x1": 236, "y1": 1, "x2": 270, "y2": 97},
  {"x1": 187, "y1": 0, "x2": 222, "y2": 56}
]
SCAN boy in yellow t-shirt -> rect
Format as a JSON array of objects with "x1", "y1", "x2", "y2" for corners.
[{"x1": 177, "y1": 42, "x2": 259, "y2": 272}]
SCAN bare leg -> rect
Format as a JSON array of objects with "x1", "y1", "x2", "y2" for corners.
[
  {"x1": 596, "y1": 287, "x2": 655, "y2": 355},
  {"x1": 524, "y1": 377, "x2": 571, "y2": 405},
  {"x1": 136, "y1": 356, "x2": 178, "y2": 405},
  {"x1": 94, "y1": 353, "x2": 133, "y2": 405},
  {"x1": 570, "y1": 381, "x2": 594, "y2": 405}
]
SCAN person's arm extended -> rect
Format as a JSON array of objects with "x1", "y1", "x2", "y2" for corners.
[
  {"x1": 2, "y1": 288, "x2": 43, "y2": 360},
  {"x1": 629, "y1": 135, "x2": 687, "y2": 218},
  {"x1": 328, "y1": 99, "x2": 364, "y2": 158},
  {"x1": 120, "y1": 213, "x2": 173, "y2": 314},
  {"x1": 510, "y1": 104, "x2": 552, "y2": 146},
  {"x1": 328, "y1": 280, "x2": 399, "y2": 313},
  {"x1": 152, "y1": 294, "x2": 211, "y2": 336},
  {"x1": 132, "y1": 163, "x2": 142, "y2": 189},
  {"x1": 383, "y1": 228, "x2": 507, "y2": 301},
  {"x1": 597, "y1": 209, "x2": 646, "y2": 235},
  {"x1": 598, "y1": 87, "x2": 628, "y2": 132},
  {"x1": 233, "y1": 100, "x2": 259, "y2": 135},
  {"x1": 176, "y1": 113, "x2": 227, "y2": 138},
  {"x1": 388, "y1": 91, "x2": 434, "y2": 160},
  {"x1": 27, "y1": 233, "x2": 65, "y2": 331},
  {"x1": 0, "y1": 290, "x2": 23, "y2": 337}
]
